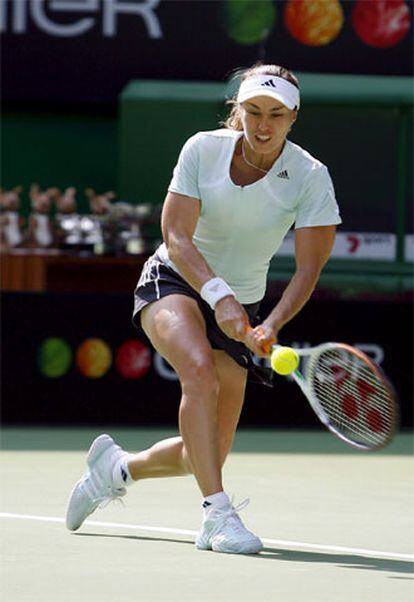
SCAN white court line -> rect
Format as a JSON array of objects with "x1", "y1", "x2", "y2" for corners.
[{"x1": 1, "y1": 512, "x2": 413, "y2": 562}]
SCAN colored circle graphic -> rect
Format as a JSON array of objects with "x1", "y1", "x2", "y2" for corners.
[
  {"x1": 284, "y1": 0, "x2": 344, "y2": 46},
  {"x1": 116, "y1": 340, "x2": 151, "y2": 379},
  {"x1": 38, "y1": 337, "x2": 72, "y2": 378},
  {"x1": 352, "y1": 0, "x2": 411, "y2": 48},
  {"x1": 76, "y1": 338, "x2": 112, "y2": 378},
  {"x1": 221, "y1": 0, "x2": 276, "y2": 45}
]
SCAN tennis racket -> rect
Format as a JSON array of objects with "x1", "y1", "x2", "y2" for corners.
[{"x1": 257, "y1": 335, "x2": 398, "y2": 450}]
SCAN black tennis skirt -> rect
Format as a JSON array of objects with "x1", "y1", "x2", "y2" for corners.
[{"x1": 132, "y1": 252, "x2": 274, "y2": 387}]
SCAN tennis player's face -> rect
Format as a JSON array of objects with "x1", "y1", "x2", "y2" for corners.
[{"x1": 241, "y1": 96, "x2": 297, "y2": 156}]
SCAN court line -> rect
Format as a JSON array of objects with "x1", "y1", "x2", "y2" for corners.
[{"x1": 1, "y1": 512, "x2": 413, "y2": 562}]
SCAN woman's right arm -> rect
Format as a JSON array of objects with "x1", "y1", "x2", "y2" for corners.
[
  {"x1": 161, "y1": 191, "x2": 250, "y2": 343},
  {"x1": 161, "y1": 191, "x2": 213, "y2": 290}
]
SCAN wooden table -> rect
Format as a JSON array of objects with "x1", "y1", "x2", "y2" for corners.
[{"x1": 0, "y1": 250, "x2": 148, "y2": 293}]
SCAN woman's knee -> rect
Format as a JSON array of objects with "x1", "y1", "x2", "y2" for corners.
[{"x1": 180, "y1": 353, "x2": 220, "y2": 400}]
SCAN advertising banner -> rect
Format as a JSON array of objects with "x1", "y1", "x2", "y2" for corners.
[
  {"x1": 2, "y1": 0, "x2": 412, "y2": 105},
  {"x1": 278, "y1": 231, "x2": 398, "y2": 261},
  {"x1": 2, "y1": 291, "x2": 412, "y2": 428}
]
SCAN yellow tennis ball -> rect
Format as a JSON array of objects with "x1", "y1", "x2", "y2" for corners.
[{"x1": 270, "y1": 347, "x2": 299, "y2": 375}]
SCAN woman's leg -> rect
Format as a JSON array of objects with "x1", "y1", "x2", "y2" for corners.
[
  {"x1": 215, "y1": 350, "x2": 247, "y2": 465},
  {"x1": 127, "y1": 297, "x2": 248, "y2": 496},
  {"x1": 66, "y1": 294, "x2": 260, "y2": 551},
  {"x1": 127, "y1": 350, "x2": 247, "y2": 479},
  {"x1": 138, "y1": 294, "x2": 222, "y2": 496}
]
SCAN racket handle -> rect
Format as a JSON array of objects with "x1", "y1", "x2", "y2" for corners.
[
  {"x1": 245, "y1": 326, "x2": 274, "y2": 355},
  {"x1": 261, "y1": 341, "x2": 273, "y2": 354}
]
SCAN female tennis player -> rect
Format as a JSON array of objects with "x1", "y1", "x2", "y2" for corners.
[{"x1": 66, "y1": 63, "x2": 341, "y2": 554}]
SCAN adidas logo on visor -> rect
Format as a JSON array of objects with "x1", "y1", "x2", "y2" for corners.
[{"x1": 261, "y1": 79, "x2": 277, "y2": 88}]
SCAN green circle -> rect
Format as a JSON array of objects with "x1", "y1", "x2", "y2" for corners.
[
  {"x1": 221, "y1": 0, "x2": 276, "y2": 46},
  {"x1": 38, "y1": 337, "x2": 73, "y2": 378}
]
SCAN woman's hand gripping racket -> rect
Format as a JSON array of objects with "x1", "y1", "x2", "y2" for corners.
[{"x1": 247, "y1": 329, "x2": 398, "y2": 450}]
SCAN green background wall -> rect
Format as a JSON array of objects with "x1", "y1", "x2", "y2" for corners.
[
  {"x1": 2, "y1": 74, "x2": 412, "y2": 295},
  {"x1": 1, "y1": 108, "x2": 118, "y2": 215}
]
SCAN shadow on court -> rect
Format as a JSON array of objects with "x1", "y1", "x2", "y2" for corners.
[
  {"x1": 259, "y1": 547, "x2": 414, "y2": 577},
  {"x1": 74, "y1": 532, "x2": 413, "y2": 576}
]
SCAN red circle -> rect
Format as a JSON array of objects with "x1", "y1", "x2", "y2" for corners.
[
  {"x1": 342, "y1": 395, "x2": 359, "y2": 419},
  {"x1": 115, "y1": 340, "x2": 151, "y2": 379},
  {"x1": 352, "y1": 0, "x2": 411, "y2": 48},
  {"x1": 366, "y1": 408, "x2": 384, "y2": 433}
]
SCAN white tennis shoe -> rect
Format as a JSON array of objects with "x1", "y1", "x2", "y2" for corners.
[
  {"x1": 195, "y1": 499, "x2": 263, "y2": 554},
  {"x1": 66, "y1": 434, "x2": 127, "y2": 531}
]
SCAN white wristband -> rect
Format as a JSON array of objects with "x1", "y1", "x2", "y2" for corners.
[{"x1": 200, "y1": 277, "x2": 235, "y2": 310}]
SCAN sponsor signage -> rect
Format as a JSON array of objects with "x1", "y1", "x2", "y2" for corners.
[
  {"x1": 1, "y1": 292, "x2": 412, "y2": 427},
  {"x1": 2, "y1": 0, "x2": 412, "y2": 104},
  {"x1": 277, "y1": 231, "x2": 398, "y2": 261},
  {"x1": 405, "y1": 234, "x2": 414, "y2": 262},
  {"x1": 1, "y1": 0, "x2": 162, "y2": 38}
]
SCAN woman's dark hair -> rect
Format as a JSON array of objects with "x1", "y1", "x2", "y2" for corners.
[{"x1": 224, "y1": 63, "x2": 299, "y2": 131}]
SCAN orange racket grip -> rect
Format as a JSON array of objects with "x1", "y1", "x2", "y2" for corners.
[
  {"x1": 260, "y1": 341, "x2": 273, "y2": 354},
  {"x1": 245, "y1": 326, "x2": 272, "y2": 355}
]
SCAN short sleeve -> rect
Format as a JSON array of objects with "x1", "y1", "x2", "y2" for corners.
[
  {"x1": 295, "y1": 165, "x2": 342, "y2": 229},
  {"x1": 168, "y1": 134, "x2": 200, "y2": 199}
]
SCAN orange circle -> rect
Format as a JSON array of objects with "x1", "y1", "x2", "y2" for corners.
[
  {"x1": 76, "y1": 338, "x2": 112, "y2": 378},
  {"x1": 284, "y1": 0, "x2": 344, "y2": 46}
]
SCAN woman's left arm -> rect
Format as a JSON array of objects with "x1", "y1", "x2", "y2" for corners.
[{"x1": 249, "y1": 225, "x2": 337, "y2": 354}]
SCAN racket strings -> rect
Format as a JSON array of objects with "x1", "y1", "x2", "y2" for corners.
[{"x1": 308, "y1": 348, "x2": 394, "y2": 448}]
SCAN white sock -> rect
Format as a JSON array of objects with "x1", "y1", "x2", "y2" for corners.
[
  {"x1": 111, "y1": 454, "x2": 135, "y2": 488},
  {"x1": 202, "y1": 491, "x2": 230, "y2": 517}
]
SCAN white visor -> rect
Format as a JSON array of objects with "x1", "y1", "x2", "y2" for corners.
[{"x1": 237, "y1": 75, "x2": 300, "y2": 110}]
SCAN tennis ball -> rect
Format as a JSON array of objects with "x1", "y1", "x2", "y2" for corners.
[{"x1": 270, "y1": 347, "x2": 299, "y2": 375}]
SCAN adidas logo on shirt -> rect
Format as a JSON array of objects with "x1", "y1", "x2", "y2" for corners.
[
  {"x1": 277, "y1": 170, "x2": 289, "y2": 179},
  {"x1": 261, "y1": 79, "x2": 277, "y2": 88}
]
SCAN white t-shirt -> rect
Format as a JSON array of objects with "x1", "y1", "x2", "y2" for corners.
[{"x1": 157, "y1": 128, "x2": 341, "y2": 304}]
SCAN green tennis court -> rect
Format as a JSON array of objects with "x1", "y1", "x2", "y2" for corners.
[{"x1": 1, "y1": 428, "x2": 413, "y2": 602}]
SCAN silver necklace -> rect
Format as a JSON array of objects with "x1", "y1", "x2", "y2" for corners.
[{"x1": 241, "y1": 138, "x2": 269, "y2": 174}]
